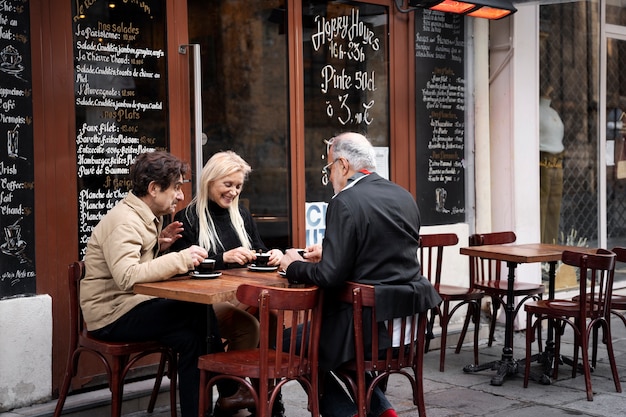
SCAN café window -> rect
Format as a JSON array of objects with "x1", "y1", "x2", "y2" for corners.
[{"x1": 302, "y1": 0, "x2": 390, "y2": 245}]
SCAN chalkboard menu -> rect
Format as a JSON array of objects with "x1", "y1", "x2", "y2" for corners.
[
  {"x1": 72, "y1": 0, "x2": 168, "y2": 256},
  {"x1": 0, "y1": 0, "x2": 35, "y2": 298},
  {"x1": 415, "y1": 10, "x2": 465, "y2": 225},
  {"x1": 302, "y1": 0, "x2": 389, "y2": 203}
]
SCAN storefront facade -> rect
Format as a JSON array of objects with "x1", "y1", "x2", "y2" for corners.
[{"x1": 2, "y1": 0, "x2": 626, "y2": 411}]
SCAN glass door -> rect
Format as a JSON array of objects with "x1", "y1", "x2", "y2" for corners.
[{"x1": 187, "y1": 0, "x2": 291, "y2": 249}]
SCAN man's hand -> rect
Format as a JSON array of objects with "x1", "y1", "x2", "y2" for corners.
[
  {"x1": 301, "y1": 244, "x2": 322, "y2": 262},
  {"x1": 187, "y1": 245, "x2": 209, "y2": 266},
  {"x1": 159, "y1": 221, "x2": 184, "y2": 252}
]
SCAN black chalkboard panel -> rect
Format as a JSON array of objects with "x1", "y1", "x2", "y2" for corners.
[
  {"x1": 415, "y1": 10, "x2": 466, "y2": 225},
  {"x1": 72, "y1": 0, "x2": 168, "y2": 257},
  {"x1": 302, "y1": 0, "x2": 389, "y2": 204},
  {"x1": 0, "y1": 0, "x2": 35, "y2": 298}
]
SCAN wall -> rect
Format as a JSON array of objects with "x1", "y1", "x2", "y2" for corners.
[{"x1": 0, "y1": 295, "x2": 52, "y2": 410}]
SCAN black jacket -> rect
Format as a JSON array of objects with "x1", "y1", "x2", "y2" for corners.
[{"x1": 286, "y1": 173, "x2": 442, "y2": 370}]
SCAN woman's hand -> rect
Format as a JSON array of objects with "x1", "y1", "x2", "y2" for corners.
[
  {"x1": 266, "y1": 249, "x2": 284, "y2": 266},
  {"x1": 223, "y1": 247, "x2": 256, "y2": 265}
]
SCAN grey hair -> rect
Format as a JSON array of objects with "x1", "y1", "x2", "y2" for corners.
[{"x1": 331, "y1": 132, "x2": 377, "y2": 171}]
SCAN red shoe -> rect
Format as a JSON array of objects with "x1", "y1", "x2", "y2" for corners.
[{"x1": 380, "y1": 409, "x2": 398, "y2": 417}]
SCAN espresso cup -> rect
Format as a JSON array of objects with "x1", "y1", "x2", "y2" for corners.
[
  {"x1": 255, "y1": 252, "x2": 271, "y2": 267},
  {"x1": 196, "y1": 258, "x2": 216, "y2": 274}
]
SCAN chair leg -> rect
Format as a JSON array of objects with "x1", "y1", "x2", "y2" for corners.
[
  {"x1": 455, "y1": 305, "x2": 472, "y2": 354},
  {"x1": 424, "y1": 307, "x2": 438, "y2": 353},
  {"x1": 602, "y1": 321, "x2": 622, "y2": 394},
  {"x1": 580, "y1": 329, "x2": 593, "y2": 401},
  {"x1": 416, "y1": 312, "x2": 427, "y2": 417},
  {"x1": 53, "y1": 351, "x2": 79, "y2": 417},
  {"x1": 148, "y1": 351, "x2": 168, "y2": 413},
  {"x1": 591, "y1": 323, "x2": 599, "y2": 368},
  {"x1": 439, "y1": 304, "x2": 449, "y2": 372},
  {"x1": 110, "y1": 355, "x2": 128, "y2": 417}
]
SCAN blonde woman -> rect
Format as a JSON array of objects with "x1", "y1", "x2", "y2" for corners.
[{"x1": 171, "y1": 151, "x2": 284, "y2": 416}]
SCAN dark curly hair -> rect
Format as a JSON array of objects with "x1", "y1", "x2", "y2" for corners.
[{"x1": 130, "y1": 151, "x2": 189, "y2": 197}]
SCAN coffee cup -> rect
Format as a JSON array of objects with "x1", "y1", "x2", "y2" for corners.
[
  {"x1": 196, "y1": 258, "x2": 216, "y2": 274},
  {"x1": 255, "y1": 252, "x2": 271, "y2": 267}
]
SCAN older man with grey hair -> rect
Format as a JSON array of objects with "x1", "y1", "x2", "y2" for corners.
[{"x1": 281, "y1": 132, "x2": 441, "y2": 417}]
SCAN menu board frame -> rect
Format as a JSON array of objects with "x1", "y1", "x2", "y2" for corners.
[
  {"x1": 0, "y1": 0, "x2": 36, "y2": 298},
  {"x1": 302, "y1": 0, "x2": 390, "y2": 204},
  {"x1": 71, "y1": 0, "x2": 169, "y2": 257},
  {"x1": 415, "y1": 9, "x2": 466, "y2": 225}
]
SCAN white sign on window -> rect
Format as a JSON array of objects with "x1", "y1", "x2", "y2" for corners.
[{"x1": 305, "y1": 202, "x2": 328, "y2": 246}]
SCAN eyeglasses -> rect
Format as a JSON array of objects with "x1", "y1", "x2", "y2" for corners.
[{"x1": 321, "y1": 159, "x2": 339, "y2": 186}]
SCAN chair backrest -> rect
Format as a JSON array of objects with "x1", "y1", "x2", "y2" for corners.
[
  {"x1": 236, "y1": 283, "x2": 322, "y2": 380},
  {"x1": 611, "y1": 246, "x2": 626, "y2": 264},
  {"x1": 68, "y1": 261, "x2": 86, "y2": 348},
  {"x1": 563, "y1": 249, "x2": 616, "y2": 321},
  {"x1": 418, "y1": 233, "x2": 459, "y2": 286},
  {"x1": 338, "y1": 282, "x2": 426, "y2": 372},
  {"x1": 468, "y1": 231, "x2": 516, "y2": 285},
  {"x1": 338, "y1": 282, "x2": 427, "y2": 417}
]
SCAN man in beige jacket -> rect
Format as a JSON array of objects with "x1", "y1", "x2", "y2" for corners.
[{"x1": 81, "y1": 151, "x2": 208, "y2": 417}]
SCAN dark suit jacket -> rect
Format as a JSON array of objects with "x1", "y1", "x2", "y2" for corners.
[{"x1": 286, "y1": 173, "x2": 442, "y2": 370}]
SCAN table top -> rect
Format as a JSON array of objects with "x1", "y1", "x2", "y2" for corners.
[
  {"x1": 459, "y1": 243, "x2": 595, "y2": 264},
  {"x1": 134, "y1": 266, "x2": 287, "y2": 304}
]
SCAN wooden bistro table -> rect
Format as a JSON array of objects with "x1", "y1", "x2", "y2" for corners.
[
  {"x1": 135, "y1": 267, "x2": 288, "y2": 352},
  {"x1": 459, "y1": 243, "x2": 595, "y2": 386},
  {"x1": 134, "y1": 267, "x2": 287, "y2": 305}
]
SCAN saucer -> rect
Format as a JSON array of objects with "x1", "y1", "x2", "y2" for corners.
[
  {"x1": 190, "y1": 271, "x2": 222, "y2": 279},
  {"x1": 248, "y1": 265, "x2": 278, "y2": 272}
]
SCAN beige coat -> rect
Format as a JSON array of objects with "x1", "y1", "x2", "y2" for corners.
[{"x1": 80, "y1": 192, "x2": 194, "y2": 331}]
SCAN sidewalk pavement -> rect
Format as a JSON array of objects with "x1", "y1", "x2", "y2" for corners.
[{"x1": 4, "y1": 299, "x2": 626, "y2": 417}]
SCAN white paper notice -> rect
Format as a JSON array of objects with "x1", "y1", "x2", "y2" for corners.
[{"x1": 374, "y1": 147, "x2": 389, "y2": 180}]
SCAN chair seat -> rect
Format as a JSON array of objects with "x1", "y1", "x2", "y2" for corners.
[
  {"x1": 436, "y1": 284, "x2": 483, "y2": 300},
  {"x1": 79, "y1": 333, "x2": 165, "y2": 355},
  {"x1": 198, "y1": 349, "x2": 308, "y2": 380},
  {"x1": 526, "y1": 298, "x2": 604, "y2": 319},
  {"x1": 475, "y1": 281, "x2": 545, "y2": 295}
]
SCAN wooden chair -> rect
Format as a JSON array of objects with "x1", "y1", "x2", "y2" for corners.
[
  {"x1": 523, "y1": 249, "x2": 621, "y2": 401},
  {"x1": 608, "y1": 247, "x2": 626, "y2": 328},
  {"x1": 584, "y1": 247, "x2": 626, "y2": 368},
  {"x1": 335, "y1": 282, "x2": 428, "y2": 417},
  {"x1": 54, "y1": 261, "x2": 177, "y2": 417},
  {"x1": 419, "y1": 233, "x2": 483, "y2": 372},
  {"x1": 198, "y1": 284, "x2": 323, "y2": 417},
  {"x1": 461, "y1": 231, "x2": 545, "y2": 347}
]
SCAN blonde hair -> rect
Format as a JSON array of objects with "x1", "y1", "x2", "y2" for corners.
[{"x1": 190, "y1": 151, "x2": 252, "y2": 253}]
